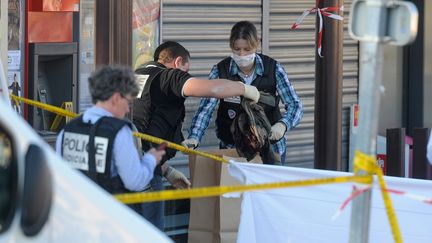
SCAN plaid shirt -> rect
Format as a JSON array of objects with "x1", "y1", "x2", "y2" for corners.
[{"x1": 187, "y1": 54, "x2": 303, "y2": 155}]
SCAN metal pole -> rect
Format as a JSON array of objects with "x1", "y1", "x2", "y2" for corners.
[{"x1": 349, "y1": 0, "x2": 389, "y2": 242}]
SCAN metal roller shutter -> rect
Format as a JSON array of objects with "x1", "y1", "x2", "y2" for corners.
[
  {"x1": 269, "y1": 0, "x2": 358, "y2": 168},
  {"x1": 161, "y1": 0, "x2": 262, "y2": 171},
  {"x1": 161, "y1": 0, "x2": 358, "y2": 170}
]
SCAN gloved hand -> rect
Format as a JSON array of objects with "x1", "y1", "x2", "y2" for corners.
[
  {"x1": 181, "y1": 138, "x2": 199, "y2": 149},
  {"x1": 164, "y1": 166, "x2": 191, "y2": 189},
  {"x1": 269, "y1": 122, "x2": 287, "y2": 141},
  {"x1": 241, "y1": 83, "x2": 260, "y2": 103}
]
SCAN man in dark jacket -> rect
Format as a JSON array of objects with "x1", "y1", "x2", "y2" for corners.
[{"x1": 133, "y1": 41, "x2": 261, "y2": 230}]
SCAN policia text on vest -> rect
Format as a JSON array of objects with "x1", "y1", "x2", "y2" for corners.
[{"x1": 62, "y1": 132, "x2": 109, "y2": 173}]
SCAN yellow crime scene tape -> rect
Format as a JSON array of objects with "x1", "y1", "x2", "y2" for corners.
[
  {"x1": 12, "y1": 94, "x2": 403, "y2": 242},
  {"x1": 11, "y1": 94, "x2": 375, "y2": 195},
  {"x1": 11, "y1": 94, "x2": 78, "y2": 119},
  {"x1": 354, "y1": 150, "x2": 402, "y2": 243},
  {"x1": 10, "y1": 94, "x2": 227, "y2": 163},
  {"x1": 132, "y1": 132, "x2": 228, "y2": 163},
  {"x1": 115, "y1": 175, "x2": 372, "y2": 204}
]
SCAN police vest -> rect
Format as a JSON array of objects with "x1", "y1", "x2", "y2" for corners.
[
  {"x1": 61, "y1": 115, "x2": 131, "y2": 194},
  {"x1": 215, "y1": 54, "x2": 282, "y2": 145},
  {"x1": 133, "y1": 62, "x2": 165, "y2": 133},
  {"x1": 133, "y1": 62, "x2": 185, "y2": 174}
]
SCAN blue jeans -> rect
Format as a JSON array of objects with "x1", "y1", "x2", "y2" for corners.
[{"x1": 141, "y1": 175, "x2": 164, "y2": 231}]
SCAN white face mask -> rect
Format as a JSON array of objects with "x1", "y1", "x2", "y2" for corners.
[{"x1": 231, "y1": 53, "x2": 256, "y2": 68}]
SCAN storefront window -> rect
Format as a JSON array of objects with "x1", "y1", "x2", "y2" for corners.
[{"x1": 132, "y1": 0, "x2": 160, "y2": 70}]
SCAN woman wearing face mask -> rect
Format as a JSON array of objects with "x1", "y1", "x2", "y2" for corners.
[{"x1": 184, "y1": 21, "x2": 303, "y2": 165}]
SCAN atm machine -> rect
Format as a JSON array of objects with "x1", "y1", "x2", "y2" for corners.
[
  {"x1": 28, "y1": 43, "x2": 78, "y2": 133},
  {"x1": 25, "y1": 1, "x2": 80, "y2": 146}
]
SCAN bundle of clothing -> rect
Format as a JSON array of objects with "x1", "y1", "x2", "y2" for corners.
[{"x1": 231, "y1": 94, "x2": 277, "y2": 164}]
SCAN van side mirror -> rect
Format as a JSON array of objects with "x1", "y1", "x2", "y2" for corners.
[{"x1": 20, "y1": 144, "x2": 52, "y2": 236}]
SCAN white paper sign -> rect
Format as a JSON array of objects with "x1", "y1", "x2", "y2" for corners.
[
  {"x1": 81, "y1": 51, "x2": 94, "y2": 64},
  {"x1": 7, "y1": 50, "x2": 21, "y2": 70}
]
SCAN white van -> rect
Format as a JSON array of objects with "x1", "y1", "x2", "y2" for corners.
[{"x1": 0, "y1": 60, "x2": 172, "y2": 242}]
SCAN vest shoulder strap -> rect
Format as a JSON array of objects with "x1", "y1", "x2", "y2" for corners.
[
  {"x1": 87, "y1": 117, "x2": 130, "y2": 179},
  {"x1": 66, "y1": 114, "x2": 85, "y2": 126},
  {"x1": 216, "y1": 57, "x2": 232, "y2": 79},
  {"x1": 97, "y1": 116, "x2": 131, "y2": 132},
  {"x1": 257, "y1": 54, "x2": 277, "y2": 83}
]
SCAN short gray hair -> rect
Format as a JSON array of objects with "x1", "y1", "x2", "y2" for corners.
[{"x1": 88, "y1": 66, "x2": 139, "y2": 103}]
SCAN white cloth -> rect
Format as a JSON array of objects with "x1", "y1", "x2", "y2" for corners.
[{"x1": 228, "y1": 162, "x2": 432, "y2": 243}]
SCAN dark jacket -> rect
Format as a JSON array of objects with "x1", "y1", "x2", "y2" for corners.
[
  {"x1": 133, "y1": 62, "x2": 186, "y2": 175},
  {"x1": 61, "y1": 115, "x2": 132, "y2": 194},
  {"x1": 215, "y1": 54, "x2": 281, "y2": 145}
]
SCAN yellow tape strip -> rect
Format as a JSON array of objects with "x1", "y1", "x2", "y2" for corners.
[
  {"x1": 11, "y1": 94, "x2": 228, "y2": 163},
  {"x1": 10, "y1": 94, "x2": 77, "y2": 119},
  {"x1": 353, "y1": 150, "x2": 402, "y2": 243},
  {"x1": 115, "y1": 175, "x2": 371, "y2": 204},
  {"x1": 12, "y1": 95, "x2": 20, "y2": 108},
  {"x1": 353, "y1": 150, "x2": 377, "y2": 176},
  {"x1": 376, "y1": 166, "x2": 402, "y2": 243},
  {"x1": 132, "y1": 132, "x2": 228, "y2": 164}
]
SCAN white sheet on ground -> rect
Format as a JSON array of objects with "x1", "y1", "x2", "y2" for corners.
[{"x1": 228, "y1": 161, "x2": 432, "y2": 243}]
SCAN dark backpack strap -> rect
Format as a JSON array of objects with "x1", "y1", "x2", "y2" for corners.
[
  {"x1": 258, "y1": 54, "x2": 277, "y2": 85},
  {"x1": 87, "y1": 117, "x2": 106, "y2": 181},
  {"x1": 88, "y1": 117, "x2": 129, "y2": 180}
]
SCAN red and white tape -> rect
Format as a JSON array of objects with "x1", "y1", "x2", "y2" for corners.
[
  {"x1": 291, "y1": 0, "x2": 343, "y2": 57},
  {"x1": 332, "y1": 185, "x2": 432, "y2": 220},
  {"x1": 384, "y1": 188, "x2": 432, "y2": 204},
  {"x1": 332, "y1": 185, "x2": 371, "y2": 220}
]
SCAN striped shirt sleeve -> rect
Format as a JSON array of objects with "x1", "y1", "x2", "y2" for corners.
[{"x1": 275, "y1": 62, "x2": 303, "y2": 130}]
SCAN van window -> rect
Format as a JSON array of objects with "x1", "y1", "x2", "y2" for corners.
[{"x1": 0, "y1": 128, "x2": 17, "y2": 234}]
